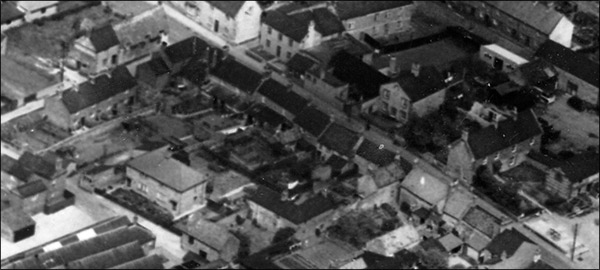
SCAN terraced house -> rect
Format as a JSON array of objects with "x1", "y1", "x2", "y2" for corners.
[{"x1": 332, "y1": 1, "x2": 415, "y2": 39}]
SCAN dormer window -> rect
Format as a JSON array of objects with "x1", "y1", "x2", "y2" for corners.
[{"x1": 512, "y1": 145, "x2": 518, "y2": 153}]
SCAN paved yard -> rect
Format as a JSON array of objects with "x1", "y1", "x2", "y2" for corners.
[
  {"x1": 549, "y1": 210, "x2": 600, "y2": 269},
  {"x1": 539, "y1": 94, "x2": 599, "y2": 152}
]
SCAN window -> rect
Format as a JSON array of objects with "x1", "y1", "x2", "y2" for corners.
[
  {"x1": 286, "y1": 52, "x2": 291, "y2": 59},
  {"x1": 41, "y1": 8, "x2": 46, "y2": 14},
  {"x1": 512, "y1": 145, "x2": 518, "y2": 153},
  {"x1": 483, "y1": 53, "x2": 492, "y2": 60},
  {"x1": 401, "y1": 98, "x2": 409, "y2": 109},
  {"x1": 382, "y1": 89, "x2": 391, "y2": 100},
  {"x1": 188, "y1": 236, "x2": 194, "y2": 245},
  {"x1": 529, "y1": 138, "x2": 535, "y2": 146},
  {"x1": 268, "y1": 26, "x2": 272, "y2": 34},
  {"x1": 347, "y1": 22, "x2": 354, "y2": 30},
  {"x1": 278, "y1": 33, "x2": 283, "y2": 41},
  {"x1": 276, "y1": 46, "x2": 281, "y2": 57},
  {"x1": 288, "y1": 38, "x2": 293, "y2": 47},
  {"x1": 390, "y1": 106, "x2": 397, "y2": 116},
  {"x1": 509, "y1": 156, "x2": 516, "y2": 166},
  {"x1": 567, "y1": 81, "x2": 578, "y2": 94},
  {"x1": 266, "y1": 39, "x2": 271, "y2": 47},
  {"x1": 523, "y1": 35, "x2": 530, "y2": 46},
  {"x1": 399, "y1": 110, "x2": 408, "y2": 120},
  {"x1": 138, "y1": 183, "x2": 148, "y2": 193}
]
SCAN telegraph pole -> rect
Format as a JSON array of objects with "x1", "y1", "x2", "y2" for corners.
[{"x1": 571, "y1": 223, "x2": 579, "y2": 261}]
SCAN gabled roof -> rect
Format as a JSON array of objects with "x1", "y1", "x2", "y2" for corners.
[
  {"x1": 329, "y1": 50, "x2": 390, "y2": 101},
  {"x1": 66, "y1": 241, "x2": 145, "y2": 269},
  {"x1": 464, "y1": 229, "x2": 491, "y2": 251},
  {"x1": 247, "y1": 185, "x2": 337, "y2": 225},
  {"x1": 16, "y1": 180, "x2": 47, "y2": 198},
  {"x1": 257, "y1": 79, "x2": 309, "y2": 115},
  {"x1": 1, "y1": 2, "x2": 25, "y2": 24},
  {"x1": 361, "y1": 250, "x2": 419, "y2": 269},
  {"x1": 443, "y1": 186, "x2": 475, "y2": 220},
  {"x1": 184, "y1": 216, "x2": 237, "y2": 251},
  {"x1": 207, "y1": 1, "x2": 246, "y2": 17},
  {"x1": 140, "y1": 57, "x2": 170, "y2": 76},
  {"x1": 356, "y1": 139, "x2": 396, "y2": 167},
  {"x1": 113, "y1": 6, "x2": 169, "y2": 48},
  {"x1": 286, "y1": 53, "x2": 318, "y2": 75},
  {"x1": 164, "y1": 36, "x2": 210, "y2": 65},
  {"x1": 484, "y1": 228, "x2": 533, "y2": 259},
  {"x1": 15, "y1": 1, "x2": 58, "y2": 12},
  {"x1": 401, "y1": 168, "x2": 449, "y2": 206},
  {"x1": 210, "y1": 58, "x2": 264, "y2": 94},
  {"x1": 318, "y1": 123, "x2": 361, "y2": 157},
  {"x1": 485, "y1": 1, "x2": 565, "y2": 35},
  {"x1": 326, "y1": 154, "x2": 349, "y2": 171},
  {"x1": 62, "y1": 66, "x2": 137, "y2": 114},
  {"x1": 438, "y1": 233, "x2": 463, "y2": 252},
  {"x1": 248, "y1": 104, "x2": 287, "y2": 128},
  {"x1": 111, "y1": 254, "x2": 164, "y2": 269},
  {"x1": 466, "y1": 109, "x2": 542, "y2": 159},
  {"x1": 127, "y1": 146, "x2": 209, "y2": 193},
  {"x1": 393, "y1": 66, "x2": 446, "y2": 102},
  {"x1": 557, "y1": 151, "x2": 600, "y2": 183},
  {"x1": 264, "y1": 7, "x2": 344, "y2": 42},
  {"x1": 334, "y1": 1, "x2": 413, "y2": 20},
  {"x1": 89, "y1": 25, "x2": 120, "y2": 52},
  {"x1": 463, "y1": 206, "x2": 501, "y2": 238},
  {"x1": 366, "y1": 225, "x2": 420, "y2": 256},
  {"x1": 0, "y1": 207, "x2": 34, "y2": 231},
  {"x1": 18, "y1": 151, "x2": 56, "y2": 180},
  {"x1": 293, "y1": 106, "x2": 332, "y2": 138},
  {"x1": 535, "y1": 40, "x2": 599, "y2": 88},
  {"x1": 179, "y1": 58, "x2": 208, "y2": 86},
  {"x1": 2, "y1": 154, "x2": 33, "y2": 182}
]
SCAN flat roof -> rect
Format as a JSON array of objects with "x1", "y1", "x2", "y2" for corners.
[{"x1": 483, "y1": 44, "x2": 529, "y2": 66}]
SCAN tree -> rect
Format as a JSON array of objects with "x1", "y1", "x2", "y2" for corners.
[
  {"x1": 272, "y1": 227, "x2": 296, "y2": 244},
  {"x1": 418, "y1": 249, "x2": 448, "y2": 269}
]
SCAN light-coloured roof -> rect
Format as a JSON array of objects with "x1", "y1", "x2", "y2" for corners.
[
  {"x1": 438, "y1": 233, "x2": 463, "y2": 252},
  {"x1": 366, "y1": 225, "x2": 420, "y2": 257},
  {"x1": 482, "y1": 44, "x2": 529, "y2": 66},
  {"x1": 465, "y1": 229, "x2": 491, "y2": 251},
  {"x1": 113, "y1": 6, "x2": 168, "y2": 47},
  {"x1": 277, "y1": 240, "x2": 359, "y2": 269},
  {"x1": 16, "y1": 1, "x2": 58, "y2": 12},
  {"x1": 184, "y1": 215, "x2": 237, "y2": 250},
  {"x1": 127, "y1": 146, "x2": 209, "y2": 192},
  {"x1": 443, "y1": 186, "x2": 476, "y2": 220},
  {"x1": 401, "y1": 168, "x2": 449, "y2": 206}
]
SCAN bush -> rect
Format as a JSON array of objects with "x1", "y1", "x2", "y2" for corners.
[
  {"x1": 567, "y1": 96, "x2": 584, "y2": 111},
  {"x1": 272, "y1": 227, "x2": 296, "y2": 244}
]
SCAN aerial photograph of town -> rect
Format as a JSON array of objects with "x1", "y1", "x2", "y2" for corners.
[{"x1": 1, "y1": 1, "x2": 598, "y2": 269}]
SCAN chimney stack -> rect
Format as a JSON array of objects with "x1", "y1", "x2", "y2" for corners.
[
  {"x1": 411, "y1": 63, "x2": 421, "y2": 77},
  {"x1": 461, "y1": 129, "x2": 469, "y2": 141},
  {"x1": 388, "y1": 56, "x2": 397, "y2": 77}
]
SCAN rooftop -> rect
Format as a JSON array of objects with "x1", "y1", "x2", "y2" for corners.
[
  {"x1": 484, "y1": 228, "x2": 534, "y2": 259},
  {"x1": 463, "y1": 206, "x2": 501, "y2": 238},
  {"x1": 61, "y1": 66, "x2": 137, "y2": 114},
  {"x1": 111, "y1": 254, "x2": 164, "y2": 269},
  {"x1": 1, "y1": 207, "x2": 35, "y2": 231},
  {"x1": 65, "y1": 241, "x2": 145, "y2": 269},
  {"x1": 356, "y1": 139, "x2": 396, "y2": 167},
  {"x1": 127, "y1": 146, "x2": 210, "y2": 193},
  {"x1": 18, "y1": 151, "x2": 57, "y2": 180},
  {"x1": 88, "y1": 24, "x2": 120, "y2": 52},
  {"x1": 1, "y1": 2, "x2": 24, "y2": 24},
  {"x1": 210, "y1": 57, "x2": 264, "y2": 94},
  {"x1": 256, "y1": 79, "x2": 309, "y2": 116},
  {"x1": 113, "y1": 6, "x2": 169, "y2": 49},
  {"x1": 293, "y1": 105, "x2": 332, "y2": 138},
  {"x1": 264, "y1": 7, "x2": 344, "y2": 42},
  {"x1": 206, "y1": 1, "x2": 246, "y2": 17},
  {"x1": 164, "y1": 36, "x2": 210, "y2": 65},
  {"x1": 466, "y1": 109, "x2": 542, "y2": 159},
  {"x1": 484, "y1": 1, "x2": 566, "y2": 35},
  {"x1": 15, "y1": 180, "x2": 47, "y2": 198},
  {"x1": 401, "y1": 168, "x2": 449, "y2": 206},
  {"x1": 247, "y1": 104, "x2": 288, "y2": 128},
  {"x1": 535, "y1": 40, "x2": 599, "y2": 88},
  {"x1": 183, "y1": 214, "x2": 237, "y2": 251},
  {"x1": 438, "y1": 233, "x2": 463, "y2": 252},
  {"x1": 318, "y1": 123, "x2": 361, "y2": 157},
  {"x1": 247, "y1": 185, "x2": 337, "y2": 225},
  {"x1": 365, "y1": 225, "x2": 420, "y2": 257},
  {"x1": 334, "y1": 1, "x2": 413, "y2": 20},
  {"x1": 530, "y1": 151, "x2": 600, "y2": 183},
  {"x1": 443, "y1": 186, "x2": 476, "y2": 220},
  {"x1": 329, "y1": 50, "x2": 390, "y2": 101},
  {"x1": 392, "y1": 66, "x2": 446, "y2": 103},
  {"x1": 275, "y1": 240, "x2": 358, "y2": 269}
]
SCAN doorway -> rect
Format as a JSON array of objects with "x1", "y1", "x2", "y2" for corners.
[
  {"x1": 493, "y1": 57, "x2": 504, "y2": 71},
  {"x1": 214, "y1": 20, "x2": 219, "y2": 33}
]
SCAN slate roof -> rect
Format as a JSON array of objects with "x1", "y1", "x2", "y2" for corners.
[
  {"x1": 535, "y1": 40, "x2": 599, "y2": 88},
  {"x1": 466, "y1": 109, "x2": 542, "y2": 160},
  {"x1": 393, "y1": 66, "x2": 447, "y2": 103},
  {"x1": 401, "y1": 168, "x2": 449, "y2": 206},
  {"x1": 127, "y1": 146, "x2": 209, "y2": 193},
  {"x1": 247, "y1": 104, "x2": 287, "y2": 128},
  {"x1": 293, "y1": 106, "x2": 332, "y2": 138},
  {"x1": 356, "y1": 139, "x2": 396, "y2": 167},
  {"x1": 18, "y1": 152, "x2": 56, "y2": 180},
  {"x1": 247, "y1": 185, "x2": 337, "y2": 225},
  {"x1": 257, "y1": 79, "x2": 309, "y2": 115},
  {"x1": 62, "y1": 66, "x2": 137, "y2": 114},
  {"x1": 16, "y1": 180, "x2": 47, "y2": 198},
  {"x1": 111, "y1": 254, "x2": 164, "y2": 269},
  {"x1": 179, "y1": 58, "x2": 208, "y2": 86},
  {"x1": 89, "y1": 25, "x2": 120, "y2": 52},
  {"x1": 1, "y1": 2, "x2": 25, "y2": 24},
  {"x1": 485, "y1": 1, "x2": 565, "y2": 35},
  {"x1": 286, "y1": 53, "x2": 318, "y2": 75},
  {"x1": 361, "y1": 250, "x2": 419, "y2": 269},
  {"x1": 164, "y1": 36, "x2": 210, "y2": 65},
  {"x1": 138, "y1": 57, "x2": 170, "y2": 76},
  {"x1": 484, "y1": 228, "x2": 533, "y2": 258},
  {"x1": 334, "y1": 1, "x2": 413, "y2": 20},
  {"x1": 264, "y1": 7, "x2": 344, "y2": 42},
  {"x1": 210, "y1": 58, "x2": 264, "y2": 94},
  {"x1": 557, "y1": 151, "x2": 600, "y2": 183},
  {"x1": 317, "y1": 123, "x2": 361, "y2": 157},
  {"x1": 329, "y1": 50, "x2": 390, "y2": 101},
  {"x1": 326, "y1": 154, "x2": 348, "y2": 171},
  {"x1": 184, "y1": 217, "x2": 237, "y2": 251},
  {"x1": 66, "y1": 241, "x2": 145, "y2": 269},
  {"x1": 207, "y1": 1, "x2": 246, "y2": 17},
  {"x1": 1, "y1": 155, "x2": 32, "y2": 182},
  {"x1": 463, "y1": 206, "x2": 501, "y2": 238}
]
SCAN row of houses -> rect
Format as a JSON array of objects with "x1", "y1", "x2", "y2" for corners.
[{"x1": 1, "y1": 1, "x2": 60, "y2": 32}]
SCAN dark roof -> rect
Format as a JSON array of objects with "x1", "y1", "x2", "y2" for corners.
[
  {"x1": 356, "y1": 139, "x2": 396, "y2": 167},
  {"x1": 557, "y1": 151, "x2": 600, "y2": 183},
  {"x1": 334, "y1": 1, "x2": 413, "y2": 20},
  {"x1": 207, "y1": 1, "x2": 246, "y2": 17},
  {"x1": 413, "y1": 207, "x2": 431, "y2": 220},
  {"x1": 467, "y1": 109, "x2": 542, "y2": 159},
  {"x1": 16, "y1": 180, "x2": 48, "y2": 198},
  {"x1": 485, "y1": 228, "x2": 533, "y2": 259},
  {"x1": 179, "y1": 58, "x2": 208, "y2": 86},
  {"x1": 326, "y1": 154, "x2": 348, "y2": 170},
  {"x1": 247, "y1": 104, "x2": 288, "y2": 128},
  {"x1": 111, "y1": 254, "x2": 165, "y2": 269},
  {"x1": 241, "y1": 239, "x2": 297, "y2": 269},
  {"x1": 89, "y1": 25, "x2": 120, "y2": 52},
  {"x1": 394, "y1": 66, "x2": 446, "y2": 102},
  {"x1": 138, "y1": 57, "x2": 170, "y2": 77},
  {"x1": 419, "y1": 238, "x2": 447, "y2": 253},
  {"x1": 66, "y1": 242, "x2": 145, "y2": 269},
  {"x1": 164, "y1": 36, "x2": 210, "y2": 65},
  {"x1": 62, "y1": 67, "x2": 137, "y2": 114},
  {"x1": 18, "y1": 152, "x2": 56, "y2": 180},
  {"x1": 535, "y1": 40, "x2": 599, "y2": 88},
  {"x1": 318, "y1": 123, "x2": 361, "y2": 157},
  {"x1": 264, "y1": 8, "x2": 344, "y2": 42},
  {"x1": 257, "y1": 79, "x2": 309, "y2": 115},
  {"x1": 293, "y1": 106, "x2": 332, "y2": 137},
  {"x1": 210, "y1": 58, "x2": 264, "y2": 94},
  {"x1": 286, "y1": 53, "x2": 318, "y2": 75},
  {"x1": 485, "y1": 1, "x2": 564, "y2": 34},
  {"x1": 1, "y1": 155, "x2": 32, "y2": 182},
  {"x1": 247, "y1": 186, "x2": 337, "y2": 225},
  {"x1": 1, "y1": 2, "x2": 24, "y2": 24},
  {"x1": 329, "y1": 50, "x2": 390, "y2": 101},
  {"x1": 85, "y1": 164, "x2": 113, "y2": 175}
]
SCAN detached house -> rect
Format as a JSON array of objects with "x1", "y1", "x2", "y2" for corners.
[
  {"x1": 479, "y1": 228, "x2": 541, "y2": 268},
  {"x1": 260, "y1": 5, "x2": 345, "y2": 61},
  {"x1": 535, "y1": 40, "x2": 599, "y2": 107},
  {"x1": 374, "y1": 64, "x2": 448, "y2": 123},
  {"x1": 447, "y1": 109, "x2": 542, "y2": 184},
  {"x1": 45, "y1": 67, "x2": 137, "y2": 131},
  {"x1": 333, "y1": 1, "x2": 415, "y2": 39},
  {"x1": 180, "y1": 214, "x2": 240, "y2": 262},
  {"x1": 126, "y1": 146, "x2": 209, "y2": 217},
  {"x1": 173, "y1": 1, "x2": 262, "y2": 45},
  {"x1": 533, "y1": 151, "x2": 599, "y2": 200}
]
